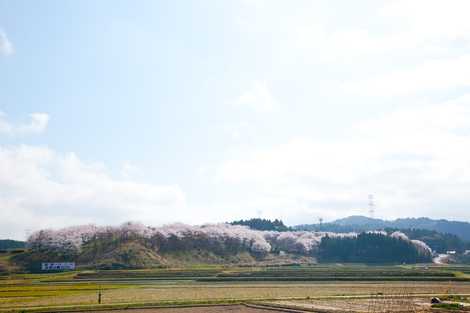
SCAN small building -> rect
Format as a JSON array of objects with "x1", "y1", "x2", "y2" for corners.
[{"x1": 41, "y1": 262, "x2": 75, "y2": 271}]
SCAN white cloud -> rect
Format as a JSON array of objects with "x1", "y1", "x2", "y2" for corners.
[
  {"x1": 0, "y1": 145, "x2": 186, "y2": 239},
  {"x1": 233, "y1": 80, "x2": 277, "y2": 113},
  {"x1": 121, "y1": 161, "x2": 143, "y2": 179},
  {"x1": 343, "y1": 55, "x2": 470, "y2": 96},
  {"x1": 237, "y1": 1, "x2": 470, "y2": 67},
  {"x1": 19, "y1": 113, "x2": 49, "y2": 134},
  {"x1": 215, "y1": 94, "x2": 470, "y2": 223},
  {"x1": 379, "y1": 0, "x2": 470, "y2": 41},
  {"x1": 0, "y1": 112, "x2": 49, "y2": 136},
  {"x1": 0, "y1": 30, "x2": 13, "y2": 56}
]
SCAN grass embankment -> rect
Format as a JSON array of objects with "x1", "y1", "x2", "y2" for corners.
[
  {"x1": 0, "y1": 253, "x2": 20, "y2": 275},
  {"x1": 432, "y1": 302, "x2": 466, "y2": 310},
  {"x1": 73, "y1": 264, "x2": 464, "y2": 283}
]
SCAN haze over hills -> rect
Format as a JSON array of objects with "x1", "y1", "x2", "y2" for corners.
[{"x1": 296, "y1": 215, "x2": 470, "y2": 241}]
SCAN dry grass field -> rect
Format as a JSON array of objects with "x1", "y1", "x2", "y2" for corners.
[
  {"x1": 3, "y1": 281, "x2": 470, "y2": 311},
  {"x1": 2, "y1": 265, "x2": 470, "y2": 312}
]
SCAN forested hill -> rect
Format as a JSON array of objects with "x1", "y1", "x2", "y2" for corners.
[
  {"x1": 0, "y1": 239, "x2": 25, "y2": 250},
  {"x1": 232, "y1": 217, "x2": 468, "y2": 253},
  {"x1": 319, "y1": 233, "x2": 431, "y2": 264},
  {"x1": 296, "y1": 215, "x2": 470, "y2": 241}
]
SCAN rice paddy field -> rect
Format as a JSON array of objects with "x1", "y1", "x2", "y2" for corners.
[{"x1": 3, "y1": 264, "x2": 470, "y2": 312}]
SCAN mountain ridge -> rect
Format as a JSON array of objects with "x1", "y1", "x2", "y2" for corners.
[{"x1": 296, "y1": 215, "x2": 470, "y2": 241}]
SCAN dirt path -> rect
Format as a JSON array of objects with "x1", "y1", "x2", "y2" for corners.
[
  {"x1": 86, "y1": 304, "x2": 308, "y2": 313},
  {"x1": 433, "y1": 254, "x2": 450, "y2": 264}
]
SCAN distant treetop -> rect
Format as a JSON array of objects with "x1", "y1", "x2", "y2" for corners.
[{"x1": 230, "y1": 218, "x2": 290, "y2": 232}]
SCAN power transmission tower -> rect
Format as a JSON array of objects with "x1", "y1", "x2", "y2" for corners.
[{"x1": 368, "y1": 194, "x2": 375, "y2": 218}]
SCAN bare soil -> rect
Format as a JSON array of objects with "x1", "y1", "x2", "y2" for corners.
[{"x1": 87, "y1": 305, "x2": 291, "y2": 313}]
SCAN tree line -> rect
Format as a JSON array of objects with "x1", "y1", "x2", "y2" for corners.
[
  {"x1": 318, "y1": 233, "x2": 432, "y2": 264},
  {"x1": 231, "y1": 218, "x2": 290, "y2": 231}
]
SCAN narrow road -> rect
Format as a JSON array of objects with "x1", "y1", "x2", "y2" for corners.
[{"x1": 433, "y1": 254, "x2": 449, "y2": 264}]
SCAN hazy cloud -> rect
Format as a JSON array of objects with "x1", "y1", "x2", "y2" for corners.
[
  {"x1": 0, "y1": 145, "x2": 186, "y2": 239},
  {"x1": 216, "y1": 94, "x2": 470, "y2": 223},
  {"x1": 121, "y1": 161, "x2": 143, "y2": 179},
  {"x1": 0, "y1": 112, "x2": 49, "y2": 136},
  {"x1": 0, "y1": 30, "x2": 13, "y2": 56},
  {"x1": 237, "y1": 1, "x2": 470, "y2": 66},
  {"x1": 233, "y1": 80, "x2": 277, "y2": 113},
  {"x1": 343, "y1": 55, "x2": 470, "y2": 96}
]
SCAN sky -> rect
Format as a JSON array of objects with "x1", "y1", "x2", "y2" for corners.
[{"x1": 2, "y1": 0, "x2": 470, "y2": 239}]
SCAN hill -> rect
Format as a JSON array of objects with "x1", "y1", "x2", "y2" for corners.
[
  {"x1": 397, "y1": 228, "x2": 468, "y2": 253},
  {"x1": 296, "y1": 215, "x2": 470, "y2": 242},
  {"x1": 0, "y1": 239, "x2": 25, "y2": 251},
  {"x1": 12, "y1": 222, "x2": 432, "y2": 271},
  {"x1": 335, "y1": 216, "x2": 387, "y2": 227},
  {"x1": 319, "y1": 232, "x2": 431, "y2": 263}
]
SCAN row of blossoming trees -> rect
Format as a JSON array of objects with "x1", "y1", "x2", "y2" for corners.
[{"x1": 25, "y1": 222, "x2": 433, "y2": 265}]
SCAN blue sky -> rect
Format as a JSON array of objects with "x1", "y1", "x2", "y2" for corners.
[{"x1": 2, "y1": 0, "x2": 470, "y2": 239}]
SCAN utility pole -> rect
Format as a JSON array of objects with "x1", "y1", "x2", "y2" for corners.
[{"x1": 98, "y1": 285, "x2": 102, "y2": 304}]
